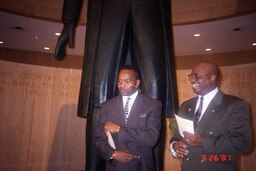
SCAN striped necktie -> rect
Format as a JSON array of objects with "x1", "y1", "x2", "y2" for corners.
[
  {"x1": 124, "y1": 97, "x2": 131, "y2": 125},
  {"x1": 194, "y1": 96, "x2": 204, "y2": 127}
]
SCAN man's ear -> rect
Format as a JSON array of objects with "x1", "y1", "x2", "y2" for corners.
[
  {"x1": 210, "y1": 74, "x2": 216, "y2": 81},
  {"x1": 136, "y1": 80, "x2": 140, "y2": 87}
]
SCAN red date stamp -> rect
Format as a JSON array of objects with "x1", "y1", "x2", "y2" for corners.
[{"x1": 201, "y1": 154, "x2": 232, "y2": 162}]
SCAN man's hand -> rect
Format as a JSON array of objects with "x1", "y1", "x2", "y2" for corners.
[
  {"x1": 173, "y1": 141, "x2": 189, "y2": 158},
  {"x1": 183, "y1": 131, "x2": 203, "y2": 146},
  {"x1": 112, "y1": 151, "x2": 140, "y2": 164},
  {"x1": 104, "y1": 121, "x2": 120, "y2": 133},
  {"x1": 54, "y1": 23, "x2": 75, "y2": 60}
]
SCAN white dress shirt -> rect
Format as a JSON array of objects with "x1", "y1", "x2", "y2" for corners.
[
  {"x1": 122, "y1": 90, "x2": 138, "y2": 118},
  {"x1": 195, "y1": 87, "x2": 219, "y2": 122}
]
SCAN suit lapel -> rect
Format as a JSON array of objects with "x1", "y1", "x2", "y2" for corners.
[
  {"x1": 183, "y1": 97, "x2": 197, "y2": 121},
  {"x1": 113, "y1": 95, "x2": 126, "y2": 125}
]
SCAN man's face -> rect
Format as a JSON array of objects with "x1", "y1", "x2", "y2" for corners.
[
  {"x1": 117, "y1": 69, "x2": 140, "y2": 96},
  {"x1": 188, "y1": 63, "x2": 216, "y2": 96}
]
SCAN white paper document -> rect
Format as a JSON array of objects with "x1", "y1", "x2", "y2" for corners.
[
  {"x1": 106, "y1": 131, "x2": 116, "y2": 149},
  {"x1": 175, "y1": 114, "x2": 194, "y2": 137}
]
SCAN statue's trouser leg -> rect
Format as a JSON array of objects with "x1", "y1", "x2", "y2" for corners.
[
  {"x1": 87, "y1": 2, "x2": 131, "y2": 171},
  {"x1": 86, "y1": 108, "x2": 105, "y2": 171},
  {"x1": 131, "y1": 2, "x2": 166, "y2": 171}
]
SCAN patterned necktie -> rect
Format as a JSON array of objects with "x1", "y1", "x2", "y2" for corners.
[
  {"x1": 124, "y1": 97, "x2": 131, "y2": 125},
  {"x1": 194, "y1": 96, "x2": 204, "y2": 127}
]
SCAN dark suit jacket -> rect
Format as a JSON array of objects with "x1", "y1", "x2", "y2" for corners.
[
  {"x1": 94, "y1": 93, "x2": 162, "y2": 171},
  {"x1": 170, "y1": 90, "x2": 252, "y2": 171}
]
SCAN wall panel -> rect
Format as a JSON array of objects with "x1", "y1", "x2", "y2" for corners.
[
  {"x1": 0, "y1": 60, "x2": 85, "y2": 171},
  {"x1": 0, "y1": 48, "x2": 255, "y2": 170}
]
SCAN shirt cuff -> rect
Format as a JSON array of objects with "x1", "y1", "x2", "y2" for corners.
[
  {"x1": 170, "y1": 141, "x2": 177, "y2": 158},
  {"x1": 110, "y1": 151, "x2": 116, "y2": 160}
]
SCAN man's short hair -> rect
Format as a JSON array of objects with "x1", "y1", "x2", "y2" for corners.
[{"x1": 119, "y1": 65, "x2": 141, "y2": 80}]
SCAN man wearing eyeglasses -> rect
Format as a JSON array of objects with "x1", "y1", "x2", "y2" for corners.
[
  {"x1": 170, "y1": 62, "x2": 252, "y2": 171},
  {"x1": 94, "y1": 65, "x2": 162, "y2": 171}
]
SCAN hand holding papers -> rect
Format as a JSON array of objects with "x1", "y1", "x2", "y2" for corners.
[
  {"x1": 175, "y1": 114, "x2": 194, "y2": 137},
  {"x1": 106, "y1": 131, "x2": 116, "y2": 149}
]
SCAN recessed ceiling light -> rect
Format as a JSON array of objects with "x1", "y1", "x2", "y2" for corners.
[
  {"x1": 0, "y1": 41, "x2": 3, "y2": 44},
  {"x1": 194, "y1": 33, "x2": 200, "y2": 37},
  {"x1": 252, "y1": 42, "x2": 256, "y2": 46},
  {"x1": 44, "y1": 47, "x2": 50, "y2": 50},
  {"x1": 14, "y1": 26, "x2": 24, "y2": 30},
  {"x1": 233, "y1": 28, "x2": 241, "y2": 31},
  {"x1": 205, "y1": 48, "x2": 211, "y2": 51},
  {"x1": 55, "y1": 32, "x2": 61, "y2": 36}
]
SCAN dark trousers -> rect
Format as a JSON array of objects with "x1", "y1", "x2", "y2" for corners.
[{"x1": 93, "y1": 0, "x2": 166, "y2": 106}]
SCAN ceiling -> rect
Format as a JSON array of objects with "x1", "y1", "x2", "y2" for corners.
[{"x1": 0, "y1": 11, "x2": 256, "y2": 57}]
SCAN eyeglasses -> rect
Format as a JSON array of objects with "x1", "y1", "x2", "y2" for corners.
[{"x1": 188, "y1": 73, "x2": 212, "y2": 81}]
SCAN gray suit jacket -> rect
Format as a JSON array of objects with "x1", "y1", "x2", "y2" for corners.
[
  {"x1": 171, "y1": 90, "x2": 252, "y2": 171},
  {"x1": 94, "y1": 93, "x2": 162, "y2": 171}
]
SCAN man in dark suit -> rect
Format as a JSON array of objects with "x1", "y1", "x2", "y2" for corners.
[
  {"x1": 170, "y1": 62, "x2": 252, "y2": 171},
  {"x1": 94, "y1": 65, "x2": 162, "y2": 171}
]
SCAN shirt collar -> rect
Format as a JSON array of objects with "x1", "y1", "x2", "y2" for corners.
[
  {"x1": 198, "y1": 87, "x2": 219, "y2": 104},
  {"x1": 123, "y1": 90, "x2": 139, "y2": 101}
]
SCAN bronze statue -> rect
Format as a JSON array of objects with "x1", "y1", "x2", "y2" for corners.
[{"x1": 55, "y1": 0, "x2": 178, "y2": 170}]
